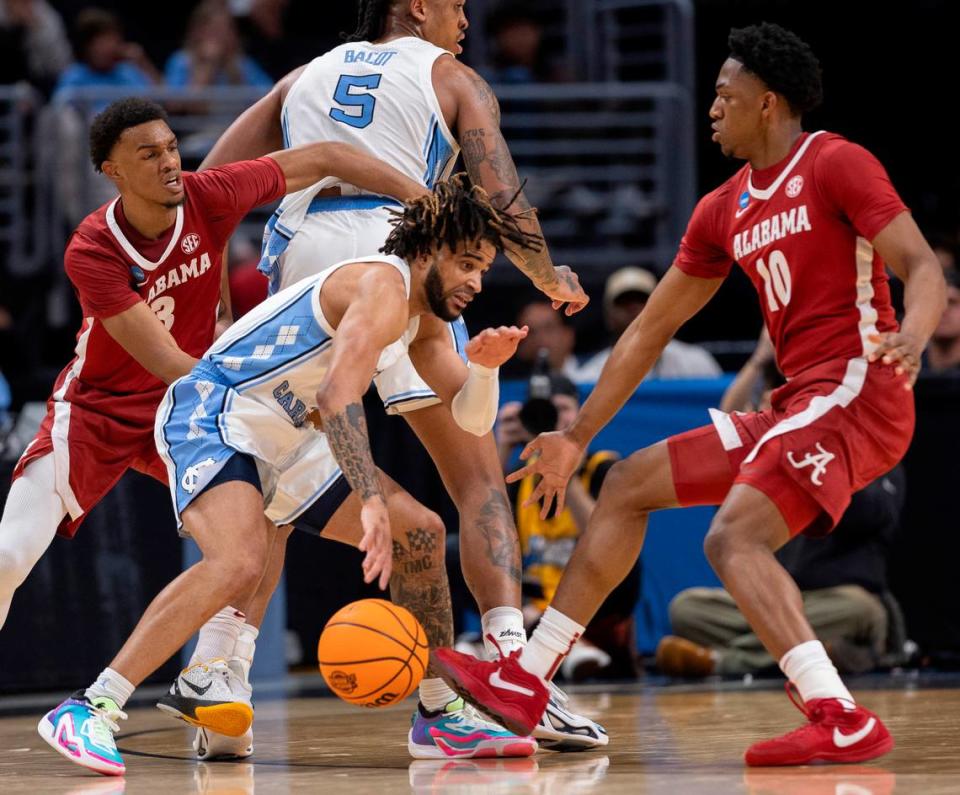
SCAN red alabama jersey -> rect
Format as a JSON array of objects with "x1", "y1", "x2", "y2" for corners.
[
  {"x1": 54, "y1": 157, "x2": 285, "y2": 425},
  {"x1": 674, "y1": 131, "x2": 907, "y2": 379}
]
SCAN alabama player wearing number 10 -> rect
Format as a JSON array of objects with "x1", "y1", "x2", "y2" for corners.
[
  {"x1": 433, "y1": 23, "x2": 948, "y2": 767},
  {"x1": 0, "y1": 97, "x2": 427, "y2": 635}
]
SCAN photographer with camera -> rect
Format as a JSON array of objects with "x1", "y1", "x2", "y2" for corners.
[{"x1": 484, "y1": 352, "x2": 640, "y2": 680}]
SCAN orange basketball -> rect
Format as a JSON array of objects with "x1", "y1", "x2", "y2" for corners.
[{"x1": 318, "y1": 599, "x2": 429, "y2": 708}]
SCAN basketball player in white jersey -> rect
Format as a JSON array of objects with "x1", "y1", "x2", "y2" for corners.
[
  {"x1": 38, "y1": 177, "x2": 541, "y2": 775},
  {"x1": 196, "y1": 0, "x2": 605, "y2": 757}
]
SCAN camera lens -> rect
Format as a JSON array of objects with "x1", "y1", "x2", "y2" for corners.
[{"x1": 519, "y1": 397, "x2": 558, "y2": 436}]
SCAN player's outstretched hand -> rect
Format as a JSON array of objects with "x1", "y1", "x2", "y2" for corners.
[
  {"x1": 506, "y1": 429, "x2": 585, "y2": 519},
  {"x1": 540, "y1": 266, "x2": 589, "y2": 316},
  {"x1": 359, "y1": 497, "x2": 392, "y2": 590},
  {"x1": 868, "y1": 331, "x2": 922, "y2": 389},
  {"x1": 466, "y1": 325, "x2": 528, "y2": 368}
]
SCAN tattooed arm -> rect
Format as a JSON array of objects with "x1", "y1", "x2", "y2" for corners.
[
  {"x1": 435, "y1": 58, "x2": 588, "y2": 314},
  {"x1": 314, "y1": 263, "x2": 410, "y2": 588}
]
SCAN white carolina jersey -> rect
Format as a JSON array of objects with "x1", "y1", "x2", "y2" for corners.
[
  {"x1": 271, "y1": 37, "x2": 460, "y2": 239},
  {"x1": 204, "y1": 254, "x2": 419, "y2": 434}
]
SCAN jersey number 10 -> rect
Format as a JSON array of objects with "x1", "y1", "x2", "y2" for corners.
[
  {"x1": 329, "y1": 74, "x2": 383, "y2": 129},
  {"x1": 756, "y1": 249, "x2": 792, "y2": 312}
]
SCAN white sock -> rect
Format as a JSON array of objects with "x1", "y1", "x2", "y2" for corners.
[
  {"x1": 481, "y1": 606, "x2": 526, "y2": 658},
  {"x1": 190, "y1": 606, "x2": 246, "y2": 667},
  {"x1": 85, "y1": 667, "x2": 135, "y2": 709},
  {"x1": 518, "y1": 607, "x2": 584, "y2": 682},
  {"x1": 779, "y1": 640, "x2": 855, "y2": 705},
  {"x1": 419, "y1": 677, "x2": 457, "y2": 712},
  {"x1": 232, "y1": 624, "x2": 259, "y2": 683}
]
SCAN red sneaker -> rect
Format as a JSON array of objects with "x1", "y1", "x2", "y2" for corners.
[
  {"x1": 745, "y1": 685, "x2": 894, "y2": 766},
  {"x1": 432, "y1": 647, "x2": 549, "y2": 738}
]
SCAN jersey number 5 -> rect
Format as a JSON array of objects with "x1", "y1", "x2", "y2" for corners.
[
  {"x1": 756, "y1": 250, "x2": 792, "y2": 312},
  {"x1": 329, "y1": 74, "x2": 382, "y2": 129}
]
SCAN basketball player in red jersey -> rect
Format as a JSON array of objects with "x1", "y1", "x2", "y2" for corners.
[
  {"x1": 433, "y1": 23, "x2": 948, "y2": 766},
  {"x1": 0, "y1": 97, "x2": 427, "y2": 631}
]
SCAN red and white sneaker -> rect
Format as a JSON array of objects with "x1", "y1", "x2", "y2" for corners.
[
  {"x1": 432, "y1": 648, "x2": 549, "y2": 738},
  {"x1": 745, "y1": 685, "x2": 894, "y2": 766}
]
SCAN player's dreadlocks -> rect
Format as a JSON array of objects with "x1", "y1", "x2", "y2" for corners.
[
  {"x1": 728, "y1": 23, "x2": 823, "y2": 115},
  {"x1": 381, "y1": 173, "x2": 544, "y2": 261},
  {"x1": 342, "y1": 0, "x2": 394, "y2": 42}
]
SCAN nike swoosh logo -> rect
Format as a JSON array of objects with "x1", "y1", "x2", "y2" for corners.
[
  {"x1": 735, "y1": 206, "x2": 749, "y2": 218},
  {"x1": 833, "y1": 717, "x2": 876, "y2": 748},
  {"x1": 182, "y1": 678, "x2": 212, "y2": 697},
  {"x1": 489, "y1": 670, "x2": 535, "y2": 697}
]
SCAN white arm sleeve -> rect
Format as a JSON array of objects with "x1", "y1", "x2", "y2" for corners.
[{"x1": 451, "y1": 362, "x2": 500, "y2": 437}]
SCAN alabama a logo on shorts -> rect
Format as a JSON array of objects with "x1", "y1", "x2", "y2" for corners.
[{"x1": 786, "y1": 442, "x2": 835, "y2": 486}]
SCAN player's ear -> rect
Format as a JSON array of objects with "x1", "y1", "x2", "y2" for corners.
[
  {"x1": 408, "y1": 0, "x2": 428, "y2": 24},
  {"x1": 100, "y1": 159, "x2": 121, "y2": 182},
  {"x1": 760, "y1": 90, "x2": 778, "y2": 117}
]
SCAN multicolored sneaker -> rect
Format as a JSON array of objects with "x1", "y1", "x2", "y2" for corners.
[
  {"x1": 194, "y1": 726, "x2": 254, "y2": 760},
  {"x1": 37, "y1": 692, "x2": 127, "y2": 776},
  {"x1": 744, "y1": 685, "x2": 894, "y2": 766},
  {"x1": 534, "y1": 683, "x2": 609, "y2": 751},
  {"x1": 408, "y1": 697, "x2": 538, "y2": 759},
  {"x1": 156, "y1": 659, "x2": 252, "y2": 737},
  {"x1": 433, "y1": 648, "x2": 550, "y2": 738}
]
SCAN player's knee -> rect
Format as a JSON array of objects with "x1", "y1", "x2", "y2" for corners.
[
  {"x1": 0, "y1": 547, "x2": 31, "y2": 593},
  {"x1": 601, "y1": 453, "x2": 658, "y2": 512},
  {"x1": 414, "y1": 509, "x2": 446, "y2": 566}
]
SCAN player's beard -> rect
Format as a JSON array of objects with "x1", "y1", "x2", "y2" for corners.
[
  {"x1": 161, "y1": 195, "x2": 187, "y2": 209},
  {"x1": 425, "y1": 263, "x2": 460, "y2": 322}
]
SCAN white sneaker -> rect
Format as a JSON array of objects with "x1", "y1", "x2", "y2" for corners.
[
  {"x1": 533, "y1": 683, "x2": 609, "y2": 751},
  {"x1": 559, "y1": 640, "x2": 612, "y2": 682},
  {"x1": 194, "y1": 726, "x2": 254, "y2": 760},
  {"x1": 156, "y1": 659, "x2": 253, "y2": 737}
]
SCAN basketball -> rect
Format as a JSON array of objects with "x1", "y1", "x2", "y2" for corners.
[{"x1": 318, "y1": 599, "x2": 429, "y2": 708}]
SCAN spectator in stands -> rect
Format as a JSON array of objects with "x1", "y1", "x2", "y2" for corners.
[
  {"x1": 452, "y1": 372, "x2": 639, "y2": 680},
  {"x1": 484, "y1": 3, "x2": 562, "y2": 84},
  {"x1": 54, "y1": 8, "x2": 161, "y2": 102},
  {"x1": 573, "y1": 267, "x2": 722, "y2": 383},
  {"x1": 0, "y1": 0, "x2": 71, "y2": 93},
  {"x1": 924, "y1": 269, "x2": 960, "y2": 373},
  {"x1": 929, "y1": 231, "x2": 957, "y2": 274},
  {"x1": 504, "y1": 299, "x2": 580, "y2": 379},
  {"x1": 165, "y1": 0, "x2": 272, "y2": 90},
  {"x1": 231, "y1": 0, "x2": 299, "y2": 80},
  {"x1": 656, "y1": 343, "x2": 906, "y2": 678}
]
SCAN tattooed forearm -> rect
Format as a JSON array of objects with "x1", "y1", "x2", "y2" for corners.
[
  {"x1": 391, "y1": 527, "x2": 454, "y2": 670},
  {"x1": 476, "y1": 488, "x2": 523, "y2": 584},
  {"x1": 320, "y1": 401, "x2": 381, "y2": 502},
  {"x1": 461, "y1": 126, "x2": 556, "y2": 287}
]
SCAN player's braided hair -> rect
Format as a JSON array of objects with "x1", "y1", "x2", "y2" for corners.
[
  {"x1": 728, "y1": 23, "x2": 823, "y2": 115},
  {"x1": 89, "y1": 97, "x2": 169, "y2": 172},
  {"x1": 342, "y1": 0, "x2": 394, "y2": 42},
  {"x1": 381, "y1": 173, "x2": 544, "y2": 261}
]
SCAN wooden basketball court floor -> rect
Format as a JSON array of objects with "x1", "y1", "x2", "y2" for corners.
[{"x1": 2, "y1": 677, "x2": 959, "y2": 794}]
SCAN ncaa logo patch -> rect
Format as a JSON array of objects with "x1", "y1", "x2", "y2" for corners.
[
  {"x1": 181, "y1": 233, "x2": 201, "y2": 254},
  {"x1": 738, "y1": 191, "x2": 750, "y2": 210},
  {"x1": 786, "y1": 175, "x2": 804, "y2": 198}
]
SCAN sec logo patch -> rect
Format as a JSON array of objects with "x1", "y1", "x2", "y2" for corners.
[
  {"x1": 786, "y1": 176, "x2": 804, "y2": 198},
  {"x1": 181, "y1": 233, "x2": 201, "y2": 254}
]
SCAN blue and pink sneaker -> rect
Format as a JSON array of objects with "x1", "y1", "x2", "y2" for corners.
[
  {"x1": 37, "y1": 692, "x2": 127, "y2": 776},
  {"x1": 408, "y1": 697, "x2": 537, "y2": 759}
]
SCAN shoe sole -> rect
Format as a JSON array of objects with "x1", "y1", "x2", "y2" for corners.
[
  {"x1": 407, "y1": 728, "x2": 536, "y2": 759},
  {"x1": 195, "y1": 728, "x2": 254, "y2": 760},
  {"x1": 745, "y1": 734, "x2": 895, "y2": 766},
  {"x1": 37, "y1": 711, "x2": 125, "y2": 777},
  {"x1": 431, "y1": 657, "x2": 536, "y2": 739},
  {"x1": 156, "y1": 701, "x2": 253, "y2": 737}
]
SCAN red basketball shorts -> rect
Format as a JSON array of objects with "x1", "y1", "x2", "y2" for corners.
[
  {"x1": 667, "y1": 359, "x2": 914, "y2": 537},
  {"x1": 12, "y1": 398, "x2": 168, "y2": 538}
]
